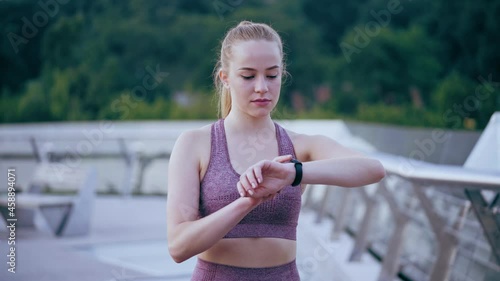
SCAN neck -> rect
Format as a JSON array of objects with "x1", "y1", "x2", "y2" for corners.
[{"x1": 224, "y1": 111, "x2": 274, "y2": 135}]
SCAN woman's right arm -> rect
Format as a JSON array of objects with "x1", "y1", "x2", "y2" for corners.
[{"x1": 167, "y1": 130, "x2": 262, "y2": 263}]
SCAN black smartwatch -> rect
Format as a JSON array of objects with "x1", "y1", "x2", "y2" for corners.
[{"x1": 290, "y1": 159, "x2": 303, "y2": 186}]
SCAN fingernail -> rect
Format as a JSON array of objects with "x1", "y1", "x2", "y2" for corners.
[
  {"x1": 240, "y1": 192, "x2": 244, "y2": 197},
  {"x1": 257, "y1": 178, "x2": 262, "y2": 183},
  {"x1": 249, "y1": 190, "x2": 254, "y2": 195},
  {"x1": 252, "y1": 182, "x2": 257, "y2": 188}
]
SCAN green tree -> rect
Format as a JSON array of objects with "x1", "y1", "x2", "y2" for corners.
[
  {"x1": 17, "y1": 80, "x2": 52, "y2": 122},
  {"x1": 301, "y1": 0, "x2": 367, "y2": 54},
  {"x1": 1, "y1": 0, "x2": 498, "y2": 129},
  {"x1": 335, "y1": 25, "x2": 441, "y2": 106},
  {"x1": 433, "y1": 71, "x2": 499, "y2": 129},
  {"x1": 426, "y1": 0, "x2": 500, "y2": 79}
]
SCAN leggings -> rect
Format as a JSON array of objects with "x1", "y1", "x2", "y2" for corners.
[{"x1": 191, "y1": 258, "x2": 300, "y2": 281}]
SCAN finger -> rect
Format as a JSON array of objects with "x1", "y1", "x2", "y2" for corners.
[
  {"x1": 273, "y1": 154, "x2": 293, "y2": 163},
  {"x1": 237, "y1": 181, "x2": 246, "y2": 197},
  {"x1": 239, "y1": 174, "x2": 254, "y2": 196},
  {"x1": 272, "y1": 155, "x2": 290, "y2": 162},
  {"x1": 245, "y1": 171, "x2": 259, "y2": 189},
  {"x1": 252, "y1": 166, "x2": 263, "y2": 185}
]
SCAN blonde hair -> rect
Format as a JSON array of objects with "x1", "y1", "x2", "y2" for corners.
[{"x1": 214, "y1": 21, "x2": 286, "y2": 118}]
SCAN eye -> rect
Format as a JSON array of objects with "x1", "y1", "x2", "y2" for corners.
[
  {"x1": 267, "y1": 75, "x2": 278, "y2": 79},
  {"x1": 241, "y1": 75, "x2": 254, "y2": 80}
]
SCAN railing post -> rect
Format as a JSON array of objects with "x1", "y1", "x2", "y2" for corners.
[
  {"x1": 464, "y1": 189, "x2": 500, "y2": 264},
  {"x1": 119, "y1": 139, "x2": 140, "y2": 197},
  {"x1": 413, "y1": 184, "x2": 468, "y2": 281},
  {"x1": 430, "y1": 202, "x2": 470, "y2": 281},
  {"x1": 349, "y1": 187, "x2": 378, "y2": 261},
  {"x1": 315, "y1": 186, "x2": 331, "y2": 223},
  {"x1": 136, "y1": 155, "x2": 159, "y2": 195},
  {"x1": 302, "y1": 184, "x2": 315, "y2": 209},
  {"x1": 377, "y1": 212, "x2": 409, "y2": 281},
  {"x1": 30, "y1": 137, "x2": 52, "y2": 163},
  {"x1": 430, "y1": 229, "x2": 459, "y2": 281},
  {"x1": 30, "y1": 137, "x2": 42, "y2": 162},
  {"x1": 377, "y1": 179, "x2": 410, "y2": 281},
  {"x1": 331, "y1": 188, "x2": 353, "y2": 240}
]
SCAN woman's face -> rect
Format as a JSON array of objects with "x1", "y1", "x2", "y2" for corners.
[{"x1": 221, "y1": 40, "x2": 282, "y2": 118}]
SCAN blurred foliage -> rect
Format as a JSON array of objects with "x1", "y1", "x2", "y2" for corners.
[{"x1": 1, "y1": 0, "x2": 499, "y2": 129}]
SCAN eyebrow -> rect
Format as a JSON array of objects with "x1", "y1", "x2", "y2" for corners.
[{"x1": 238, "y1": 65, "x2": 280, "y2": 71}]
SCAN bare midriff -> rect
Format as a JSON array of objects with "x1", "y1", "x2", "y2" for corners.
[{"x1": 198, "y1": 237, "x2": 296, "y2": 268}]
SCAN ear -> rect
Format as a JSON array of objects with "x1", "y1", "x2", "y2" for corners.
[{"x1": 219, "y1": 69, "x2": 230, "y2": 89}]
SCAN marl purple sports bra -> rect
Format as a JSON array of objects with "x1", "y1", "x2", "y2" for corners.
[{"x1": 199, "y1": 119, "x2": 302, "y2": 240}]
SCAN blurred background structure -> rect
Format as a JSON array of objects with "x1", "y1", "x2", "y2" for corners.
[
  {"x1": 0, "y1": 0, "x2": 499, "y2": 281},
  {"x1": 1, "y1": 0, "x2": 499, "y2": 128}
]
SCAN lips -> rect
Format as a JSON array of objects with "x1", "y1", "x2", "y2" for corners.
[{"x1": 251, "y1": 98, "x2": 272, "y2": 107}]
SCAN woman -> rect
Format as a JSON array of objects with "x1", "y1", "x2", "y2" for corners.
[{"x1": 167, "y1": 21, "x2": 385, "y2": 280}]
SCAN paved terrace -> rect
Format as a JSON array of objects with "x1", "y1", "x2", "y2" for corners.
[{"x1": 0, "y1": 195, "x2": 381, "y2": 281}]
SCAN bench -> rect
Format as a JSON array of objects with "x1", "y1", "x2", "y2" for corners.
[{"x1": 0, "y1": 163, "x2": 97, "y2": 236}]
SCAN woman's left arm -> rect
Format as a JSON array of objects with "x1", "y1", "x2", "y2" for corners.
[
  {"x1": 237, "y1": 134, "x2": 386, "y2": 197},
  {"x1": 301, "y1": 157, "x2": 384, "y2": 187},
  {"x1": 300, "y1": 134, "x2": 386, "y2": 187}
]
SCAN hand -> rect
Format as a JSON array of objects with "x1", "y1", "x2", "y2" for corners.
[{"x1": 237, "y1": 155, "x2": 295, "y2": 199}]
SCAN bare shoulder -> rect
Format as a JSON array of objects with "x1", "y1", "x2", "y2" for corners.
[
  {"x1": 285, "y1": 129, "x2": 315, "y2": 162},
  {"x1": 171, "y1": 123, "x2": 212, "y2": 178},
  {"x1": 286, "y1": 129, "x2": 311, "y2": 147},
  {"x1": 176, "y1": 124, "x2": 211, "y2": 144},
  {"x1": 285, "y1": 129, "x2": 363, "y2": 161}
]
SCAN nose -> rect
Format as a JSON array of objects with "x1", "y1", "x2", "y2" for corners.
[{"x1": 254, "y1": 75, "x2": 268, "y2": 94}]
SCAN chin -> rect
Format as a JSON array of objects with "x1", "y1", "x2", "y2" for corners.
[{"x1": 248, "y1": 109, "x2": 273, "y2": 118}]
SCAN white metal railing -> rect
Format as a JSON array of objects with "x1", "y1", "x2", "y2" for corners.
[{"x1": 306, "y1": 151, "x2": 500, "y2": 281}]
